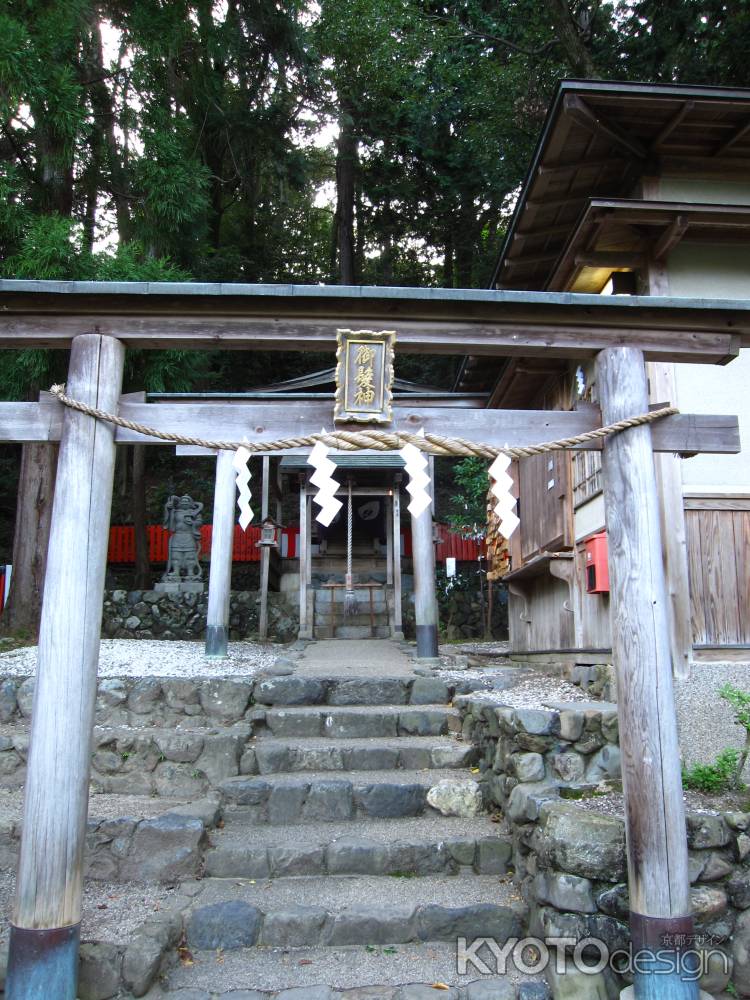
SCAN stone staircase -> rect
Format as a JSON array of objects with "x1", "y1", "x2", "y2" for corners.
[
  {"x1": 0, "y1": 641, "x2": 549, "y2": 997},
  {"x1": 156, "y1": 652, "x2": 534, "y2": 997},
  {"x1": 313, "y1": 584, "x2": 391, "y2": 639}
]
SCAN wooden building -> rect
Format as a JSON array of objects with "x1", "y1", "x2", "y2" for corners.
[
  {"x1": 149, "y1": 370, "x2": 486, "y2": 643},
  {"x1": 459, "y1": 80, "x2": 750, "y2": 664}
]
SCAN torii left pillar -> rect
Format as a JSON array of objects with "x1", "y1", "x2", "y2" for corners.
[
  {"x1": 7, "y1": 334, "x2": 124, "y2": 1000},
  {"x1": 205, "y1": 449, "x2": 236, "y2": 657}
]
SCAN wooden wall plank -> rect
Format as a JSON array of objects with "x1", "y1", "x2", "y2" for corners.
[
  {"x1": 704, "y1": 510, "x2": 742, "y2": 644},
  {"x1": 686, "y1": 511, "x2": 709, "y2": 646},
  {"x1": 737, "y1": 512, "x2": 750, "y2": 645}
]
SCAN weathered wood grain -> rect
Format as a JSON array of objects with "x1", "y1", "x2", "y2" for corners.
[
  {"x1": 0, "y1": 310, "x2": 742, "y2": 361},
  {"x1": 684, "y1": 495, "x2": 750, "y2": 510},
  {"x1": 411, "y1": 498, "x2": 439, "y2": 658},
  {"x1": 392, "y1": 482, "x2": 403, "y2": 637},
  {"x1": 0, "y1": 399, "x2": 741, "y2": 455},
  {"x1": 648, "y1": 361, "x2": 693, "y2": 680},
  {"x1": 685, "y1": 511, "x2": 708, "y2": 646},
  {"x1": 259, "y1": 456, "x2": 271, "y2": 640},
  {"x1": 14, "y1": 335, "x2": 124, "y2": 930},
  {"x1": 596, "y1": 345, "x2": 691, "y2": 921},
  {"x1": 386, "y1": 496, "x2": 394, "y2": 587},
  {"x1": 737, "y1": 513, "x2": 750, "y2": 646},
  {"x1": 685, "y1": 508, "x2": 750, "y2": 646},
  {"x1": 205, "y1": 450, "x2": 237, "y2": 657},
  {"x1": 298, "y1": 477, "x2": 310, "y2": 639}
]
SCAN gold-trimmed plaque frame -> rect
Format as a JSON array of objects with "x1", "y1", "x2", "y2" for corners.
[{"x1": 334, "y1": 328, "x2": 396, "y2": 425}]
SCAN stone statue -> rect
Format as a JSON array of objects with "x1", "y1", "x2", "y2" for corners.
[{"x1": 156, "y1": 494, "x2": 205, "y2": 593}]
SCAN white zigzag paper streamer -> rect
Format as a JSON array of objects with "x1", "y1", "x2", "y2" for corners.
[
  {"x1": 308, "y1": 439, "x2": 343, "y2": 527},
  {"x1": 399, "y1": 431, "x2": 432, "y2": 517},
  {"x1": 489, "y1": 452, "x2": 520, "y2": 540},
  {"x1": 233, "y1": 446, "x2": 254, "y2": 530}
]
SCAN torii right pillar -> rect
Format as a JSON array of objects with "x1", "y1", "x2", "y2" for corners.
[{"x1": 597, "y1": 346, "x2": 702, "y2": 1000}]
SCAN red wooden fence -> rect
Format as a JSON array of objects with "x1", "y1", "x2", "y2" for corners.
[{"x1": 108, "y1": 523, "x2": 481, "y2": 564}]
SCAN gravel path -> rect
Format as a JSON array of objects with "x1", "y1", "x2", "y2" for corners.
[
  {"x1": 0, "y1": 871, "x2": 192, "y2": 945},
  {"x1": 675, "y1": 659, "x2": 750, "y2": 773},
  {"x1": 0, "y1": 639, "x2": 279, "y2": 679},
  {"x1": 297, "y1": 640, "x2": 414, "y2": 676},
  {"x1": 454, "y1": 673, "x2": 590, "y2": 708},
  {"x1": 573, "y1": 785, "x2": 747, "y2": 818},
  {"x1": 0, "y1": 789, "x2": 188, "y2": 825}
]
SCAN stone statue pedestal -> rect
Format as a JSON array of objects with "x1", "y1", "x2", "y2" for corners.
[{"x1": 154, "y1": 580, "x2": 205, "y2": 595}]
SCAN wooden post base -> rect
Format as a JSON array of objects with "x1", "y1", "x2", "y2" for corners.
[
  {"x1": 620, "y1": 987, "x2": 707, "y2": 999},
  {"x1": 6, "y1": 921, "x2": 79, "y2": 999},
  {"x1": 416, "y1": 624, "x2": 439, "y2": 658}
]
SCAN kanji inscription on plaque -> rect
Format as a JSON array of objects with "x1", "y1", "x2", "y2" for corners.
[{"x1": 334, "y1": 328, "x2": 396, "y2": 424}]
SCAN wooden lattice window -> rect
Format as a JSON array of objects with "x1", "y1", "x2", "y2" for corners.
[
  {"x1": 572, "y1": 449, "x2": 603, "y2": 507},
  {"x1": 572, "y1": 366, "x2": 602, "y2": 507}
]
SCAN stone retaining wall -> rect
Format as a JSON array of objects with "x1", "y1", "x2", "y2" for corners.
[
  {"x1": 458, "y1": 696, "x2": 622, "y2": 812},
  {"x1": 0, "y1": 673, "x2": 478, "y2": 795},
  {"x1": 401, "y1": 584, "x2": 509, "y2": 642},
  {"x1": 102, "y1": 589, "x2": 299, "y2": 642},
  {"x1": 457, "y1": 692, "x2": 750, "y2": 996},
  {"x1": 0, "y1": 797, "x2": 217, "y2": 887}
]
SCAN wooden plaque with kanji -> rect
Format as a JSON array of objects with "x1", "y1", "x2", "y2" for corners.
[{"x1": 334, "y1": 328, "x2": 396, "y2": 424}]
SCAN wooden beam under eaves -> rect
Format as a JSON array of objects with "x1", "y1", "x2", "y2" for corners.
[
  {"x1": 573, "y1": 252, "x2": 647, "y2": 270},
  {"x1": 537, "y1": 157, "x2": 626, "y2": 178},
  {"x1": 650, "y1": 101, "x2": 695, "y2": 150},
  {"x1": 652, "y1": 215, "x2": 689, "y2": 261},
  {"x1": 503, "y1": 252, "x2": 562, "y2": 270},
  {"x1": 713, "y1": 118, "x2": 750, "y2": 157},
  {"x1": 563, "y1": 94, "x2": 649, "y2": 160}
]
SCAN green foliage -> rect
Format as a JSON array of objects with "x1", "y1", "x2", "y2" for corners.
[
  {"x1": 6, "y1": 215, "x2": 83, "y2": 280},
  {"x1": 682, "y1": 748, "x2": 741, "y2": 794},
  {"x1": 681, "y1": 684, "x2": 750, "y2": 794},
  {"x1": 720, "y1": 684, "x2": 750, "y2": 732},
  {"x1": 445, "y1": 458, "x2": 490, "y2": 539}
]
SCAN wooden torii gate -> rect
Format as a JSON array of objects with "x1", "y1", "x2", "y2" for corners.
[{"x1": 0, "y1": 280, "x2": 746, "y2": 1000}]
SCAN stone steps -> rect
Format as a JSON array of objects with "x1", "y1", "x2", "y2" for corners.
[
  {"x1": 250, "y1": 735, "x2": 476, "y2": 773},
  {"x1": 218, "y1": 768, "x2": 480, "y2": 823},
  {"x1": 251, "y1": 674, "x2": 455, "y2": 706},
  {"x1": 261, "y1": 704, "x2": 459, "y2": 739},
  {"x1": 313, "y1": 613, "x2": 389, "y2": 626},
  {"x1": 315, "y1": 625, "x2": 393, "y2": 640},
  {"x1": 181, "y1": 874, "x2": 526, "y2": 950},
  {"x1": 315, "y1": 600, "x2": 388, "y2": 614},
  {"x1": 314, "y1": 585, "x2": 388, "y2": 602},
  {"x1": 68, "y1": 640, "x2": 545, "y2": 997},
  {"x1": 158, "y1": 941, "x2": 539, "y2": 997},
  {"x1": 204, "y1": 815, "x2": 511, "y2": 878}
]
